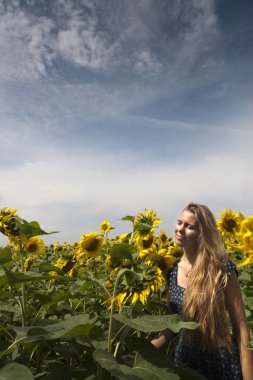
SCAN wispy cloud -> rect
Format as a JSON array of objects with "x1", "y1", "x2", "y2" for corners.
[
  {"x1": 0, "y1": 0, "x2": 220, "y2": 82},
  {"x1": 0, "y1": 7, "x2": 54, "y2": 81}
]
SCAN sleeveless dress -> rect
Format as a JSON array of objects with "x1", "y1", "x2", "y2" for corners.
[{"x1": 168, "y1": 260, "x2": 243, "y2": 380}]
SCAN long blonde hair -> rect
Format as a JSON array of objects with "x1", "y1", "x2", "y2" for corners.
[{"x1": 182, "y1": 203, "x2": 231, "y2": 351}]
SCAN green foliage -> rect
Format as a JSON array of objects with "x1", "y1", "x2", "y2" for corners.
[
  {"x1": 113, "y1": 314, "x2": 198, "y2": 334},
  {"x1": 0, "y1": 362, "x2": 34, "y2": 380},
  {"x1": 120, "y1": 216, "x2": 135, "y2": 223},
  {"x1": 3, "y1": 268, "x2": 54, "y2": 285},
  {"x1": 0, "y1": 247, "x2": 13, "y2": 265},
  {"x1": 0, "y1": 211, "x2": 251, "y2": 379},
  {"x1": 19, "y1": 221, "x2": 59, "y2": 239},
  {"x1": 93, "y1": 347, "x2": 207, "y2": 379},
  {"x1": 110, "y1": 244, "x2": 135, "y2": 265}
]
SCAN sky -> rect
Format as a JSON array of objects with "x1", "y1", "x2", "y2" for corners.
[{"x1": 0, "y1": 0, "x2": 253, "y2": 245}]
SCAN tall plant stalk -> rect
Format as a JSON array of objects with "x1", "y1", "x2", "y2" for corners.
[
  {"x1": 107, "y1": 268, "x2": 134, "y2": 354},
  {"x1": 19, "y1": 230, "x2": 26, "y2": 327}
]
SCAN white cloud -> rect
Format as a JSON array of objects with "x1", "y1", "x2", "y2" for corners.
[
  {"x1": 0, "y1": 138, "x2": 252, "y2": 245},
  {"x1": 57, "y1": 9, "x2": 113, "y2": 70},
  {"x1": 133, "y1": 50, "x2": 162, "y2": 75}
]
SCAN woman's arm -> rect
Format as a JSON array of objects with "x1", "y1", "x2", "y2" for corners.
[
  {"x1": 225, "y1": 271, "x2": 253, "y2": 380},
  {"x1": 150, "y1": 329, "x2": 173, "y2": 349}
]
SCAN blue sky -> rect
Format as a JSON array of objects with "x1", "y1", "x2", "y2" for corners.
[{"x1": 0, "y1": 0, "x2": 252, "y2": 245}]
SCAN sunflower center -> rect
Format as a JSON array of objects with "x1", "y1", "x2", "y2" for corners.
[
  {"x1": 143, "y1": 237, "x2": 153, "y2": 249},
  {"x1": 140, "y1": 216, "x2": 153, "y2": 225},
  {"x1": 223, "y1": 218, "x2": 237, "y2": 232},
  {"x1": 83, "y1": 237, "x2": 100, "y2": 252},
  {"x1": 27, "y1": 243, "x2": 38, "y2": 253},
  {"x1": 101, "y1": 224, "x2": 108, "y2": 231},
  {"x1": 160, "y1": 234, "x2": 167, "y2": 242}
]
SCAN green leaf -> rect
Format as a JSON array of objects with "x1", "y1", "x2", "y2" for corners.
[
  {"x1": 12, "y1": 314, "x2": 97, "y2": 343},
  {"x1": 244, "y1": 297, "x2": 253, "y2": 309},
  {"x1": 0, "y1": 274, "x2": 8, "y2": 286},
  {"x1": 0, "y1": 291, "x2": 16, "y2": 299},
  {"x1": 239, "y1": 271, "x2": 252, "y2": 283},
  {"x1": 0, "y1": 362, "x2": 34, "y2": 380},
  {"x1": 38, "y1": 262, "x2": 65, "y2": 275},
  {"x1": 134, "y1": 222, "x2": 152, "y2": 232},
  {"x1": 19, "y1": 220, "x2": 59, "y2": 239},
  {"x1": 94, "y1": 347, "x2": 207, "y2": 380},
  {"x1": 110, "y1": 244, "x2": 134, "y2": 265},
  {"x1": 93, "y1": 349, "x2": 179, "y2": 380},
  {"x1": 0, "y1": 304, "x2": 19, "y2": 313},
  {"x1": 112, "y1": 314, "x2": 198, "y2": 333},
  {"x1": 120, "y1": 215, "x2": 135, "y2": 223},
  {"x1": 27, "y1": 327, "x2": 48, "y2": 336},
  {"x1": 34, "y1": 291, "x2": 80, "y2": 307},
  {"x1": 244, "y1": 289, "x2": 253, "y2": 297},
  {"x1": 120, "y1": 270, "x2": 141, "y2": 287},
  {"x1": 135, "y1": 347, "x2": 207, "y2": 380},
  {"x1": 245, "y1": 309, "x2": 251, "y2": 318},
  {"x1": 0, "y1": 247, "x2": 13, "y2": 265},
  {"x1": 38, "y1": 367, "x2": 72, "y2": 380},
  {"x1": 3, "y1": 268, "x2": 55, "y2": 285}
]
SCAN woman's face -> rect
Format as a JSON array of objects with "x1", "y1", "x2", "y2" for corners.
[{"x1": 174, "y1": 210, "x2": 198, "y2": 250}]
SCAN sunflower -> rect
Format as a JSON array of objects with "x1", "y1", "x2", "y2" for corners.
[
  {"x1": 111, "y1": 266, "x2": 164, "y2": 310},
  {"x1": 237, "y1": 253, "x2": 253, "y2": 268},
  {"x1": 52, "y1": 256, "x2": 76, "y2": 275},
  {"x1": 144, "y1": 247, "x2": 176, "y2": 275},
  {"x1": 217, "y1": 209, "x2": 243, "y2": 238},
  {"x1": 240, "y1": 216, "x2": 253, "y2": 236},
  {"x1": 0, "y1": 208, "x2": 20, "y2": 236},
  {"x1": 134, "y1": 209, "x2": 161, "y2": 236},
  {"x1": 234, "y1": 217, "x2": 253, "y2": 256},
  {"x1": 158, "y1": 229, "x2": 169, "y2": 247},
  {"x1": 119, "y1": 233, "x2": 130, "y2": 244},
  {"x1": 78, "y1": 232, "x2": 104, "y2": 258},
  {"x1": 242, "y1": 232, "x2": 253, "y2": 252},
  {"x1": 0, "y1": 208, "x2": 26, "y2": 246},
  {"x1": 157, "y1": 248, "x2": 175, "y2": 269},
  {"x1": 167, "y1": 242, "x2": 183, "y2": 259},
  {"x1": 53, "y1": 241, "x2": 60, "y2": 252},
  {"x1": 135, "y1": 232, "x2": 157, "y2": 260},
  {"x1": 24, "y1": 237, "x2": 45, "y2": 256},
  {"x1": 99, "y1": 220, "x2": 111, "y2": 234},
  {"x1": 24, "y1": 256, "x2": 34, "y2": 271}
]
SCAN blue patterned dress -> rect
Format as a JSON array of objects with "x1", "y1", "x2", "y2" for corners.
[{"x1": 168, "y1": 260, "x2": 243, "y2": 380}]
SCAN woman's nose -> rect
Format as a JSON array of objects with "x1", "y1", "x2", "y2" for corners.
[{"x1": 178, "y1": 224, "x2": 185, "y2": 233}]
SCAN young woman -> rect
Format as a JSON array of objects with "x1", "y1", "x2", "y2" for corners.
[{"x1": 151, "y1": 203, "x2": 253, "y2": 380}]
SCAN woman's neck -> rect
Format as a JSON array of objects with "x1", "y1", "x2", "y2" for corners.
[{"x1": 181, "y1": 248, "x2": 197, "y2": 265}]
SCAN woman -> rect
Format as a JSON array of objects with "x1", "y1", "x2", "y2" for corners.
[{"x1": 151, "y1": 203, "x2": 253, "y2": 380}]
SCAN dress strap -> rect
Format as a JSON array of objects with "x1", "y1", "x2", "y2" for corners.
[{"x1": 226, "y1": 259, "x2": 238, "y2": 276}]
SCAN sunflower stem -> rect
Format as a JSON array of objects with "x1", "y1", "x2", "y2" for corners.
[
  {"x1": 18, "y1": 228, "x2": 26, "y2": 327},
  {"x1": 113, "y1": 341, "x2": 121, "y2": 358},
  {"x1": 107, "y1": 268, "x2": 133, "y2": 354},
  {"x1": 111, "y1": 324, "x2": 126, "y2": 344}
]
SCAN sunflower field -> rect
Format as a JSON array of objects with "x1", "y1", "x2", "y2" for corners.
[{"x1": 0, "y1": 207, "x2": 252, "y2": 380}]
